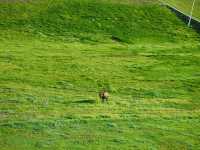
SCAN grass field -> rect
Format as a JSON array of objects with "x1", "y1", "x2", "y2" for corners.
[
  {"x1": 162, "y1": 0, "x2": 200, "y2": 20},
  {"x1": 0, "y1": 0, "x2": 200, "y2": 149}
]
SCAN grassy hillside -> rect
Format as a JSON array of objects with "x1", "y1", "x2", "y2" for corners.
[
  {"x1": 162, "y1": 0, "x2": 200, "y2": 20},
  {"x1": 0, "y1": 0, "x2": 200, "y2": 149},
  {"x1": 0, "y1": 0, "x2": 198, "y2": 42}
]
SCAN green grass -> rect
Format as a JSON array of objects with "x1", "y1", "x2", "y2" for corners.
[
  {"x1": 0, "y1": 0, "x2": 198, "y2": 42},
  {"x1": 162, "y1": 0, "x2": 200, "y2": 20},
  {"x1": 0, "y1": 0, "x2": 200, "y2": 149}
]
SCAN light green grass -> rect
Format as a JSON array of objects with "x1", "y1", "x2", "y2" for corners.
[
  {"x1": 0, "y1": 0, "x2": 200, "y2": 149},
  {"x1": 162, "y1": 0, "x2": 200, "y2": 20}
]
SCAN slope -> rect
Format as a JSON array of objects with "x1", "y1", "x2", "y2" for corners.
[{"x1": 0, "y1": 0, "x2": 200, "y2": 150}]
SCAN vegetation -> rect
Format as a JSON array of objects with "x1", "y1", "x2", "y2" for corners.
[
  {"x1": 0, "y1": 0, "x2": 200, "y2": 149},
  {"x1": 162, "y1": 0, "x2": 200, "y2": 20}
]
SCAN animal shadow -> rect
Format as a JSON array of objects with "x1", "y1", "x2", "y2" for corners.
[{"x1": 73, "y1": 99, "x2": 96, "y2": 104}]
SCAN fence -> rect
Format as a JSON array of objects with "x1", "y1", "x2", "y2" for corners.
[{"x1": 161, "y1": 2, "x2": 200, "y2": 33}]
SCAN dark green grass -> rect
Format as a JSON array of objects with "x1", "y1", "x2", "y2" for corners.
[
  {"x1": 0, "y1": 0, "x2": 200, "y2": 149},
  {"x1": 0, "y1": 0, "x2": 198, "y2": 42}
]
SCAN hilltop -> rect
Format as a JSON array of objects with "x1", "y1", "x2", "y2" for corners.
[
  {"x1": 162, "y1": 0, "x2": 200, "y2": 20},
  {"x1": 0, "y1": 0, "x2": 198, "y2": 42}
]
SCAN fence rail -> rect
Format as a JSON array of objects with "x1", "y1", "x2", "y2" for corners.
[{"x1": 160, "y1": 1, "x2": 200, "y2": 33}]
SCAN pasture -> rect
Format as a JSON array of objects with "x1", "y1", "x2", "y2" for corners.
[{"x1": 0, "y1": 0, "x2": 200, "y2": 149}]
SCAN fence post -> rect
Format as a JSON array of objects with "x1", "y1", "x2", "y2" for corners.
[{"x1": 188, "y1": 0, "x2": 196, "y2": 27}]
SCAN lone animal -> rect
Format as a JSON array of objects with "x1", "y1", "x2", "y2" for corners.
[{"x1": 99, "y1": 90, "x2": 109, "y2": 102}]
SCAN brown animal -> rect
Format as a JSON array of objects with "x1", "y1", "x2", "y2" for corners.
[{"x1": 99, "y1": 90, "x2": 109, "y2": 102}]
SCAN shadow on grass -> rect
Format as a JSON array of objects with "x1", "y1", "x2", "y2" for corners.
[{"x1": 73, "y1": 99, "x2": 96, "y2": 104}]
